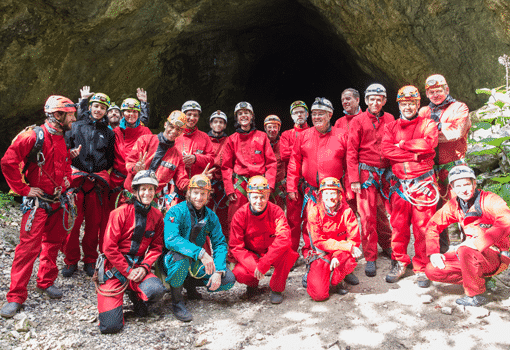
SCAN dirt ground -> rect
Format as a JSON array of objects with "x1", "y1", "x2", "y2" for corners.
[{"x1": 1, "y1": 203, "x2": 510, "y2": 350}]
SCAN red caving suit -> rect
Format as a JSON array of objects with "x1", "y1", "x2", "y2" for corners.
[
  {"x1": 1, "y1": 123, "x2": 72, "y2": 303},
  {"x1": 229, "y1": 202, "x2": 298, "y2": 292},
  {"x1": 280, "y1": 123, "x2": 309, "y2": 252},
  {"x1": 305, "y1": 200, "x2": 360, "y2": 301},
  {"x1": 425, "y1": 190, "x2": 510, "y2": 296},
  {"x1": 347, "y1": 110, "x2": 394, "y2": 262},
  {"x1": 269, "y1": 136, "x2": 286, "y2": 210},
  {"x1": 381, "y1": 115, "x2": 438, "y2": 273}
]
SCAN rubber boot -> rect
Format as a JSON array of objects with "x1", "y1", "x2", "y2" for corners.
[
  {"x1": 183, "y1": 277, "x2": 202, "y2": 300},
  {"x1": 170, "y1": 287, "x2": 192, "y2": 322}
]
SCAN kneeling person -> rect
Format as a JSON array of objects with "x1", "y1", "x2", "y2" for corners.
[
  {"x1": 230, "y1": 176, "x2": 299, "y2": 304},
  {"x1": 97, "y1": 170, "x2": 167, "y2": 334},
  {"x1": 425, "y1": 166, "x2": 510, "y2": 306},
  {"x1": 305, "y1": 178, "x2": 362, "y2": 301},
  {"x1": 163, "y1": 174, "x2": 235, "y2": 322}
]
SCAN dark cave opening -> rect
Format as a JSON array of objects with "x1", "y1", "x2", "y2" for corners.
[{"x1": 154, "y1": 0, "x2": 398, "y2": 133}]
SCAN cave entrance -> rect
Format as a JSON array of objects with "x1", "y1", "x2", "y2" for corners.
[{"x1": 155, "y1": 0, "x2": 396, "y2": 132}]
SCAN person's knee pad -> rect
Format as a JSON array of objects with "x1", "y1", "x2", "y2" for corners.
[
  {"x1": 139, "y1": 277, "x2": 167, "y2": 303},
  {"x1": 98, "y1": 306, "x2": 124, "y2": 334}
]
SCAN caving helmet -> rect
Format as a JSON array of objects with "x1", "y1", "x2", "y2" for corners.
[
  {"x1": 396, "y1": 85, "x2": 421, "y2": 103},
  {"x1": 365, "y1": 84, "x2": 387, "y2": 98},
  {"x1": 89, "y1": 93, "x2": 111, "y2": 107},
  {"x1": 247, "y1": 175, "x2": 270, "y2": 194},
  {"x1": 182, "y1": 100, "x2": 202, "y2": 114}
]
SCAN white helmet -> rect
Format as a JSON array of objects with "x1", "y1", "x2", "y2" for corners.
[
  {"x1": 132, "y1": 170, "x2": 158, "y2": 188},
  {"x1": 209, "y1": 110, "x2": 227, "y2": 123},
  {"x1": 181, "y1": 100, "x2": 202, "y2": 113},
  {"x1": 234, "y1": 101, "x2": 254, "y2": 115},
  {"x1": 448, "y1": 165, "x2": 476, "y2": 184},
  {"x1": 365, "y1": 84, "x2": 387, "y2": 98},
  {"x1": 311, "y1": 97, "x2": 334, "y2": 113}
]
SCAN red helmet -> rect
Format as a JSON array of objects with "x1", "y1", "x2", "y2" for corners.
[{"x1": 44, "y1": 95, "x2": 76, "y2": 113}]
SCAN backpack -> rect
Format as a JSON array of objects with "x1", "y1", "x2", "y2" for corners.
[{"x1": 11, "y1": 125, "x2": 45, "y2": 173}]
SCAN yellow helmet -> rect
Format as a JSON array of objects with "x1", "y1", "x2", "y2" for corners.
[
  {"x1": 247, "y1": 175, "x2": 270, "y2": 194},
  {"x1": 167, "y1": 110, "x2": 187, "y2": 128},
  {"x1": 319, "y1": 177, "x2": 342, "y2": 192},
  {"x1": 90, "y1": 93, "x2": 111, "y2": 108},
  {"x1": 425, "y1": 74, "x2": 448, "y2": 90},
  {"x1": 396, "y1": 85, "x2": 420, "y2": 103},
  {"x1": 189, "y1": 174, "x2": 212, "y2": 191}
]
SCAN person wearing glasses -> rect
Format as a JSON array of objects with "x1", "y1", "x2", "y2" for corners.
[
  {"x1": 287, "y1": 97, "x2": 348, "y2": 283},
  {"x1": 346, "y1": 84, "x2": 394, "y2": 278},
  {"x1": 425, "y1": 165, "x2": 510, "y2": 307},
  {"x1": 162, "y1": 174, "x2": 235, "y2": 322},
  {"x1": 381, "y1": 86, "x2": 439, "y2": 288},
  {"x1": 279, "y1": 101, "x2": 310, "y2": 252},
  {"x1": 221, "y1": 102, "x2": 277, "y2": 237},
  {"x1": 419, "y1": 74, "x2": 471, "y2": 253}
]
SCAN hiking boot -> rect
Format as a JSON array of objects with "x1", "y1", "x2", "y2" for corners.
[
  {"x1": 62, "y1": 264, "x2": 77, "y2": 278},
  {"x1": 184, "y1": 278, "x2": 202, "y2": 300},
  {"x1": 36, "y1": 285, "x2": 63, "y2": 299},
  {"x1": 456, "y1": 295, "x2": 488, "y2": 307},
  {"x1": 83, "y1": 263, "x2": 95, "y2": 277},
  {"x1": 382, "y1": 247, "x2": 393, "y2": 258},
  {"x1": 385, "y1": 260, "x2": 407, "y2": 283},
  {"x1": 337, "y1": 281, "x2": 348, "y2": 295},
  {"x1": 416, "y1": 272, "x2": 431, "y2": 288},
  {"x1": 365, "y1": 261, "x2": 377, "y2": 277},
  {"x1": 170, "y1": 287, "x2": 192, "y2": 322},
  {"x1": 127, "y1": 291, "x2": 149, "y2": 317},
  {"x1": 0, "y1": 302, "x2": 22, "y2": 318},
  {"x1": 344, "y1": 273, "x2": 359, "y2": 285},
  {"x1": 269, "y1": 291, "x2": 284, "y2": 304}
]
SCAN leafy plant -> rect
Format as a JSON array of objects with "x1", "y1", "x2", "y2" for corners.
[{"x1": 0, "y1": 191, "x2": 16, "y2": 220}]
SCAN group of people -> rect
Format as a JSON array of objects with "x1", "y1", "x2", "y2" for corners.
[{"x1": 2, "y1": 73, "x2": 510, "y2": 334}]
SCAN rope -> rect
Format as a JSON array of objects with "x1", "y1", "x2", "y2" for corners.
[
  {"x1": 399, "y1": 178, "x2": 440, "y2": 207},
  {"x1": 92, "y1": 271, "x2": 129, "y2": 297}
]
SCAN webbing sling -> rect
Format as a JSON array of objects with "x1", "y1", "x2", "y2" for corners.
[
  {"x1": 233, "y1": 173, "x2": 249, "y2": 197},
  {"x1": 391, "y1": 169, "x2": 435, "y2": 203},
  {"x1": 300, "y1": 181, "x2": 319, "y2": 216}
]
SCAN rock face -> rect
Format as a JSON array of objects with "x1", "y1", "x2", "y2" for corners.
[{"x1": 1, "y1": 0, "x2": 510, "y2": 151}]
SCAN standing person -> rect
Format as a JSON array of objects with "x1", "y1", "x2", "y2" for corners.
[
  {"x1": 425, "y1": 166, "x2": 510, "y2": 307},
  {"x1": 63, "y1": 91, "x2": 115, "y2": 278},
  {"x1": 335, "y1": 88, "x2": 364, "y2": 212},
  {"x1": 207, "y1": 110, "x2": 229, "y2": 235},
  {"x1": 124, "y1": 111, "x2": 189, "y2": 206},
  {"x1": 287, "y1": 98, "x2": 348, "y2": 281},
  {"x1": 347, "y1": 84, "x2": 394, "y2": 277},
  {"x1": 264, "y1": 115, "x2": 286, "y2": 209},
  {"x1": 96, "y1": 170, "x2": 167, "y2": 334},
  {"x1": 229, "y1": 176, "x2": 298, "y2": 304},
  {"x1": 305, "y1": 177, "x2": 362, "y2": 301},
  {"x1": 280, "y1": 101, "x2": 309, "y2": 252},
  {"x1": 162, "y1": 174, "x2": 235, "y2": 322},
  {"x1": 381, "y1": 85, "x2": 439, "y2": 287},
  {"x1": 221, "y1": 102, "x2": 277, "y2": 234},
  {"x1": 175, "y1": 100, "x2": 215, "y2": 183},
  {"x1": 0, "y1": 95, "x2": 77, "y2": 318},
  {"x1": 106, "y1": 103, "x2": 121, "y2": 129},
  {"x1": 419, "y1": 74, "x2": 471, "y2": 251}
]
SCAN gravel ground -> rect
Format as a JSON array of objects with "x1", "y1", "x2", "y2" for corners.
[{"x1": 1, "y1": 202, "x2": 510, "y2": 350}]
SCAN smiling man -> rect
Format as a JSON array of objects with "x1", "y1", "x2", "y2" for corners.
[
  {"x1": 425, "y1": 166, "x2": 510, "y2": 306},
  {"x1": 347, "y1": 84, "x2": 393, "y2": 277},
  {"x1": 229, "y1": 176, "x2": 298, "y2": 304},
  {"x1": 162, "y1": 174, "x2": 235, "y2": 322},
  {"x1": 264, "y1": 115, "x2": 286, "y2": 210}
]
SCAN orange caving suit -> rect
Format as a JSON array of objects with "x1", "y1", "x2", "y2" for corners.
[
  {"x1": 305, "y1": 201, "x2": 360, "y2": 301},
  {"x1": 287, "y1": 126, "x2": 348, "y2": 260},
  {"x1": 125, "y1": 133, "x2": 189, "y2": 194},
  {"x1": 1, "y1": 123, "x2": 72, "y2": 303},
  {"x1": 280, "y1": 123, "x2": 309, "y2": 252},
  {"x1": 419, "y1": 100, "x2": 470, "y2": 198},
  {"x1": 425, "y1": 190, "x2": 510, "y2": 296},
  {"x1": 221, "y1": 128, "x2": 277, "y2": 233},
  {"x1": 229, "y1": 202, "x2": 298, "y2": 292},
  {"x1": 347, "y1": 110, "x2": 394, "y2": 262},
  {"x1": 381, "y1": 116, "x2": 438, "y2": 273}
]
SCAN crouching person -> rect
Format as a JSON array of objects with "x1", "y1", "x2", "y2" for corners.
[
  {"x1": 425, "y1": 165, "x2": 510, "y2": 307},
  {"x1": 97, "y1": 170, "x2": 166, "y2": 334},
  {"x1": 162, "y1": 174, "x2": 235, "y2": 323},
  {"x1": 230, "y1": 176, "x2": 299, "y2": 304},
  {"x1": 305, "y1": 178, "x2": 362, "y2": 301}
]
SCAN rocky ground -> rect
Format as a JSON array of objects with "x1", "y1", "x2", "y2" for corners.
[{"x1": 1, "y1": 202, "x2": 510, "y2": 350}]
